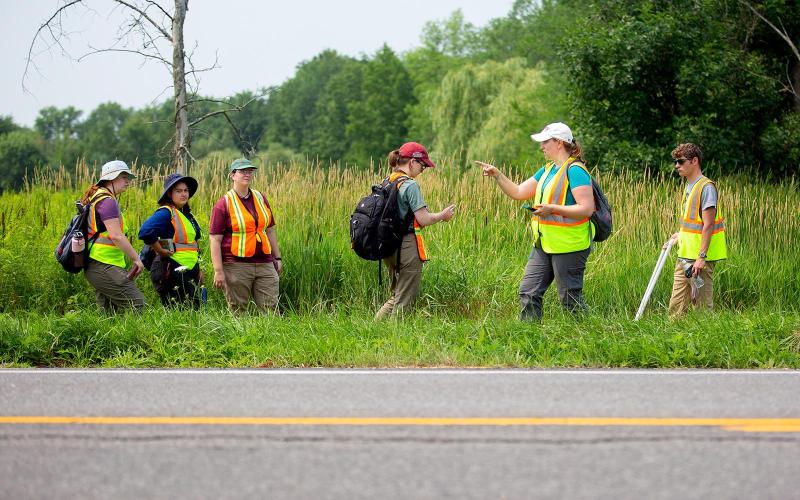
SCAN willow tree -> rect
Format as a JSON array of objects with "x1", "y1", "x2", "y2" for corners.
[{"x1": 431, "y1": 58, "x2": 565, "y2": 168}]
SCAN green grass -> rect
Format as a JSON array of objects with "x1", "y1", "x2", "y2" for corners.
[
  {"x1": 0, "y1": 159, "x2": 798, "y2": 367},
  {"x1": 1, "y1": 309, "x2": 798, "y2": 368}
]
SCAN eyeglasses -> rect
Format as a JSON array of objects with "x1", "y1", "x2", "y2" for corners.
[
  {"x1": 675, "y1": 158, "x2": 692, "y2": 165},
  {"x1": 415, "y1": 159, "x2": 429, "y2": 170}
]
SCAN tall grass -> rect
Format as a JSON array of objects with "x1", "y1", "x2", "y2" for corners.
[{"x1": 0, "y1": 158, "x2": 798, "y2": 318}]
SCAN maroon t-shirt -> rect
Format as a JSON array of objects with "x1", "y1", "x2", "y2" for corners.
[{"x1": 209, "y1": 191, "x2": 276, "y2": 263}]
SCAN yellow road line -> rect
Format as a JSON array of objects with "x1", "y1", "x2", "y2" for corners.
[{"x1": 0, "y1": 416, "x2": 799, "y2": 432}]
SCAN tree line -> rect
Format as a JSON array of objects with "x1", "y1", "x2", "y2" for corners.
[{"x1": 2, "y1": 0, "x2": 797, "y2": 191}]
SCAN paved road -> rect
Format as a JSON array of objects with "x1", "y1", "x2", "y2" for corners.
[{"x1": 1, "y1": 369, "x2": 799, "y2": 499}]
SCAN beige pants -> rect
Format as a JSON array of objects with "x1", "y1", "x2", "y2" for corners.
[
  {"x1": 668, "y1": 259, "x2": 716, "y2": 317},
  {"x1": 85, "y1": 258, "x2": 146, "y2": 314},
  {"x1": 376, "y1": 233, "x2": 423, "y2": 319},
  {"x1": 223, "y1": 262, "x2": 279, "y2": 313}
]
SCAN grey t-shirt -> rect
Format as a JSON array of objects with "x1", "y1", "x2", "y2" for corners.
[
  {"x1": 684, "y1": 177, "x2": 718, "y2": 215},
  {"x1": 397, "y1": 179, "x2": 426, "y2": 230}
]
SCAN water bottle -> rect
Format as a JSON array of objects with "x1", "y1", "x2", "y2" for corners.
[
  {"x1": 680, "y1": 260, "x2": 704, "y2": 288},
  {"x1": 71, "y1": 231, "x2": 85, "y2": 268},
  {"x1": 200, "y1": 286, "x2": 208, "y2": 306}
]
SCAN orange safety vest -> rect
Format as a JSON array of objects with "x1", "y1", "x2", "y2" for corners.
[
  {"x1": 224, "y1": 189, "x2": 272, "y2": 258},
  {"x1": 158, "y1": 205, "x2": 199, "y2": 268},
  {"x1": 389, "y1": 172, "x2": 428, "y2": 262}
]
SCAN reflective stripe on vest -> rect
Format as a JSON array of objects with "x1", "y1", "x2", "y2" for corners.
[
  {"x1": 87, "y1": 188, "x2": 127, "y2": 268},
  {"x1": 530, "y1": 157, "x2": 592, "y2": 254},
  {"x1": 225, "y1": 189, "x2": 272, "y2": 258},
  {"x1": 389, "y1": 172, "x2": 429, "y2": 261},
  {"x1": 677, "y1": 177, "x2": 727, "y2": 261},
  {"x1": 160, "y1": 205, "x2": 199, "y2": 268}
]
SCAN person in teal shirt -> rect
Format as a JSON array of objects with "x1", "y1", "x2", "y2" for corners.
[{"x1": 476, "y1": 122, "x2": 596, "y2": 321}]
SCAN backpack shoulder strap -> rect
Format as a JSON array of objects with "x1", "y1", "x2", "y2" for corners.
[{"x1": 393, "y1": 175, "x2": 410, "y2": 189}]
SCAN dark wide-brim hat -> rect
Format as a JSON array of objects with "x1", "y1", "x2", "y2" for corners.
[{"x1": 158, "y1": 173, "x2": 198, "y2": 204}]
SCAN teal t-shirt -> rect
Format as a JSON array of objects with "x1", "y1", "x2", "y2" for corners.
[
  {"x1": 397, "y1": 179, "x2": 426, "y2": 230},
  {"x1": 533, "y1": 164, "x2": 591, "y2": 205}
]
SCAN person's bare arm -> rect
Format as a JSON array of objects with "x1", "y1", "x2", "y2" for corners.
[
  {"x1": 266, "y1": 226, "x2": 282, "y2": 274},
  {"x1": 533, "y1": 185, "x2": 595, "y2": 219},
  {"x1": 104, "y1": 217, "x2": 144, "y2": 279},
  {"x1": 209, "y1": 234, "x2": 225, "y2": 289},
  {"x1": 475, "y1": 161, "x2": 538, "y2": 200},
  {"x1": 413, "y1": 205, "x2": 456, "y2": 227}
]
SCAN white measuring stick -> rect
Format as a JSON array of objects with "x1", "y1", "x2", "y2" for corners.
[{"x1": 634, "y1": 238, "x2": 674, "y2": 321}]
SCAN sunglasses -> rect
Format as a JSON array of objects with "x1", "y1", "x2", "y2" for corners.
[
  {"x1": 674, "y1": 158, "x2": 692, "y2": 165},
  {"x1": 415, "y1": 159, "x2": 429, "y2": 170}
]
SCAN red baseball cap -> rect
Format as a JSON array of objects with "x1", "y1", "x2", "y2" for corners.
[{"x1": 399, "y1": 142, "x2": 436, "y2": 169}]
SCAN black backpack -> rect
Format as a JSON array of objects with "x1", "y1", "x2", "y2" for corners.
[
  {"x1": 573, "y1": 162, "x2": 613, "y2": 242},
  {"x1": 350, "y1": 176, "x2": 413, "y2": 261},
  {"x1": 54, "y1": 193, "x2": 109, "y2": 273}
]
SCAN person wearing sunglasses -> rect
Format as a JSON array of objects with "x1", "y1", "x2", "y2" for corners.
[
  {"x1": 664, "y1": 143, "x2": 727, "y2": 316},
  {"x1": 375, "y1": 142, "x2": 456, "y2": 319},
  {"x1": 476, "y1": 122, "x2": 595, "y2": 321}
]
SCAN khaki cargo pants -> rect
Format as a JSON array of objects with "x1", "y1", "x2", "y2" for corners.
[
  {"x1": 376, "y1": 233, "x2": 423, "y2": 319},
  {"x1": 668, "y1": 259, "x2": 716, "y2": 317},
  {"x1": 223, "y1": 262, "x2": 279, "y2": 313},
  {"x1": 85, "y1": 258, "x2": 146, "y2": 314}
]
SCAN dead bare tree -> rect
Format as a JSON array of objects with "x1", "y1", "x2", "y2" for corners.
[
  {"x1": 740, "y1": 0, "x2": 800, "y2": 112},
  {"x1": 24, "y1": 0, "x2": 255, "y2": 173}
]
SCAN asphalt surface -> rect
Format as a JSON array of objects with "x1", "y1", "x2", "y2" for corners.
[{"x1": 1, "y1": 369, "x2": 799, "y2": 499}]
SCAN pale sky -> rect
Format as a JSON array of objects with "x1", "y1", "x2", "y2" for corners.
[{"x1": 1, "y1": 1, "x2": 515, "y2": 126}]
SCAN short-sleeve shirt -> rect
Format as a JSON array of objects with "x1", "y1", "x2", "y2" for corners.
[
  {"x1": 397, "y1": 179, "x2": 426, "y2": 231},
  {"x1": 93, "y1": 197, "x2": 121, "y2": 234},
  {"x1": 209, "y1": 191, "x2": 276, "y2": 263},
  {"x1": 532, "y1": 164, "x2": 591, "y2": 205},
  {"x1": 684, "y1": 178, "x2": 718, "y2": 214}
]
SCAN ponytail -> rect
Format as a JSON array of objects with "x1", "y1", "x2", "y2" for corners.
[
  {"x1": 565, "y1": 139, "x2": 584, "y2": 162},
  {"x1": 80, "y1": 184, "x2": 101, "y2": 205},
  {"x1": 387, "y1": 149, "x2": 411, "y2": 172}
]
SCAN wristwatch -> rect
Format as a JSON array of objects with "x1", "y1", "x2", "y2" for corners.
[{"x1": 697, "y1": 251, "x2": 707, "y2": 259}]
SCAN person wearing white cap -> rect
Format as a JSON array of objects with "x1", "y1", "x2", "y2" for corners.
[
  {"x1": 476, "y1": 122, "x2": 596, "y2": 321},
  {"x1": 79, "y1": 160, "x2": 146, "y2": 313}
]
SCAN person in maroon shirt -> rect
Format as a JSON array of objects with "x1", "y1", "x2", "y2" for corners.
[{"x1": 209, "y1": 158, "x2": 283, "y2": 313}]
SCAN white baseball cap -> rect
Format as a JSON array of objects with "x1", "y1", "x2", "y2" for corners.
[
  {"x1": 96, "y1": 160, "x2": 136, "y2": 184},
  {"x1": 531, "y1": 122, "x2": 573, "y2": 143}
]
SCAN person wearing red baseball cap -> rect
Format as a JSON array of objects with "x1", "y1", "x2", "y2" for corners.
[
  {"x1": 376, "y1": 142, "x2": 456, "y2": 318},
  {"x1": 475, "y1": 123, "x2": 596, "y2": 321}
]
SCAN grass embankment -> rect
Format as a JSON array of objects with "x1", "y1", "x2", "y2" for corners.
[
  {"x1": 0, "y1": 159, "x2": 798, "y2": 367},
  {"x1": 1, "y1": 309, "x2": 798, "y2": 368}
]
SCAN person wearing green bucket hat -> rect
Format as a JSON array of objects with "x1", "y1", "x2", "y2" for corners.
[
  {"x1": 138, "y1": 172, "x2": 203, "y2": 308},
  {"x1": 209, "y1": 158, "x2": 284, "y2": 313},
  {"x1": 80, "y1": 160, "x2": 146, "y2": 313}
]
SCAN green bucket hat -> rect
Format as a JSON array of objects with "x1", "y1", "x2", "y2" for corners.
[{"x1": 229, "y1": 158, "x2": 258, "y2": 173}]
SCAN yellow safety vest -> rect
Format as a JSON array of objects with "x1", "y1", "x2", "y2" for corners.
[
  {"x1": 531, "y1": 157, "x2": 593, "y2": 254},
  {"x1": 157, "y1": 205, "x2": 199, "y2": 268},
  {"x1": 389, "y1": 172, "x2": 428, "y2": 261},
  {"x1": 678, "y1": 176, "x2": 727, "y2": 261},
  {"x1": 225, "y1": 189, "x2": 272, "y2": 257},
  {"x1": 87, "y1": 188, "x2": 126, "y2": 268}
]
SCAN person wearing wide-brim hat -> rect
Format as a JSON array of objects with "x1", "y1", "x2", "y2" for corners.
[
  {"x1": 80, "y1": 160, "x2": 146, "y2": 313},
  {"x1": 138, "y1": 172, "x2": 203, "y2": 308},
  {"x1": 476, "y1": 122, "x2": 596, "y2": 321},
  {"x1": 208, "y1": 158, "x2": 284, "y2": 313}
]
